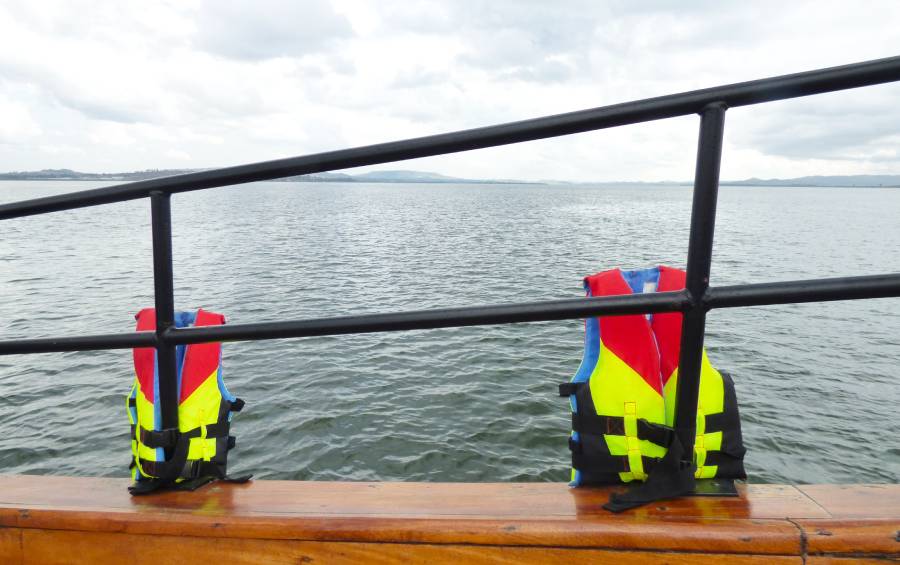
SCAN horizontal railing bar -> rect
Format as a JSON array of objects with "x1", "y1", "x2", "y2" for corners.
[
  {"x1": 3, "y1": 56, "x2": 900, "y2": 221},
  {"x1": 704, "y1": 273, "x2": 900, "y2": 309},
  {"x1": 138, "y1": 273, "x2": 900, "y2": 344},
  {"x1": 169, "y1": 274, "x2": 900, "y2": 345},
  {"x1": 0, "y1": 292, "x2": 689, "y2": 354},
  {"x1": 0, "y1": 331, "x2": 156, "y2": 355},
  {"x1": 1, "y1": 273, "x2": 898, "y2": 356},
  {"x1": 166, "y1": 291, "x2": 689, "y2": 344}
]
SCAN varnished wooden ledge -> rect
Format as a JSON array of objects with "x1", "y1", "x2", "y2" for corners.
[{"x1": 0, "y1": 476, "x2": 896, "y2": 564}]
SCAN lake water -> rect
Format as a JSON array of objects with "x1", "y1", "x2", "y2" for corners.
[{"x1": 0, "y1": 180, "x2": 898, "y2": 484}]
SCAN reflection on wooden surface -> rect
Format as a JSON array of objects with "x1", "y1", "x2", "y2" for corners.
[{"x1": 0, "y1": 476, "x2": 896, "y2": 564}]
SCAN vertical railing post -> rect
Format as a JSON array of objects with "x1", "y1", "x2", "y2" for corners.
[
  {"x1": 673, "y1": 102, "x2": 727, "y2": 470},
  {"x1": 150, "y1": 191, "x2": 179, "y2": 454}
]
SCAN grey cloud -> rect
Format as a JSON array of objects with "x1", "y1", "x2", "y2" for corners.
[
  {"x1": 0, "y1": 63, "x2": 158, "y2": 124},
  {"x1": 455, "y1": 2, "x2": 599, "y2": 74},
  {"x1": 731, "y1": 87, "x2": 900, "y2": 163},
  {"x1": 51, "y1": 95, "x2": 151, "y2": 123},
  {"x1": 378, "y1": 0, "x2": 766, "y2": 85},
  {"x1": 194, "y1": 0, "x2": 353, "y2": 61},
  {"x1": 751, "y1": 127, "x2": 900, "y2": 163},
  {"x1": 376, "y1": 0, "x2": 603, "y2": 83}
]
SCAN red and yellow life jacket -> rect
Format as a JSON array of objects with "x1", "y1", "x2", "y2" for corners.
[
  {"x1": 127, "y1": 308, "x2": 244, "y2": 490},
  {"x1": 561, "y1": 266, "x2": 746, "y2": 485}
]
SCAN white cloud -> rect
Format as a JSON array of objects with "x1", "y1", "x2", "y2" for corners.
[
  {"x1": 193, "y1": 0, "x2": 353, "y2": 61},
  {"x1": 165, "y1": 148, "x2": 192, "y2": 161},
  {"x1": 0, "y1": 0, "x2": 899, "y2": 179},
  {"x1": 0, "y1": 94, "x2": 42, "y2": 142}
]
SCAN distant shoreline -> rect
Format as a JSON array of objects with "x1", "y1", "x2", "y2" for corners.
[
  {"x1": 0, "y1": 168, "x2": 543, "y2": 185},
  {"x1": 1, "y1": 169, "x2": 898, "y2": 188}
]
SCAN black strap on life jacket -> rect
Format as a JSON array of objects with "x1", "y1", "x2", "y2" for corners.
[
  {"x1": 571, "y1": 412, "x2": 675, "y2": 448},
  {"x1": 568, "y1": 433, "x2": 663, "y2": 480},
  {"x1": 131, "y1": 422, "x2": 231, "y2": 449},
  {"x1": 128, "y1": 397, "x2": 246, "y2": 496},
  {"x1": 602, "y1": 429, "x2": 696, "y2": 513},
  {"x1": 697, "y1": 372, "x2": 747, "y2": 479},
  {"x1": 561, "y1": 382, "x2": 675, "y2": 449},
  {"x1": 132, "y1": 423, "x2": 228, "y2": 476},
  {"x1": 566, "y1": 382, "x2": 674, "y2": 485},
  {"x1": 602, "y1": 371, "x2": 746, "y2": 512},
  {"x1": 558, "y1": 382, "x2": 583, "y2": 396},
  {"x1": 561, "y1": 370, "x2": 746, "y2": 511}
]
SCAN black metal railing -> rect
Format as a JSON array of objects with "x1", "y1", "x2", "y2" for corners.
[{"x1": 2, "y1": 56, "x2": 900, "y2": 487}]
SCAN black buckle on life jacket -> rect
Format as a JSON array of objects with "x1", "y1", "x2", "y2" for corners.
[
  {"x1": 140, "y1": 427, "x2": 180, "y2": 449},
  {"x1": 636, "y1": 420, "x2": 675, "y2": 447},
  {"x1": 571, "y1": 413, "x2": 674, "y2": 447},
  {"x1": 558, "y1": 382, "x2": 585, "y2": 397},
  {"x1": 571, "y1": 412, "x2": 625, "y2": 436},
  {"x1": 184, "y1": 460, "x2": 226, "y2": 480},
  {"x1": 135, "y1": 423, "x2": 230, "y2": 449},
  {"x1": 230, "y1": 398, "x2": 245, "y2": 412},
  {"x1": 568, "y1": 436, "x2": 581, "y2": 453},
  {"x1": 605, "y1": 418, "x2": 626, "y2": 436},
  {"x1": 197, "y1": 422, "x2": 230, "y2": 439}
]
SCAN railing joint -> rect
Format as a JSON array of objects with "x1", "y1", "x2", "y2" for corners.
[
  {"x1": 701, "y1": 101, "x2": 729, "y2": 114},
  {"x1": 159, "y1": 327, "x2": 178, "y2": 345},
  {"x1": 700, "y1": 288, "x2": 714, "y2": 311},
  {"x1": 680, "y1": 289, "x2": 699, "y2": 312}
]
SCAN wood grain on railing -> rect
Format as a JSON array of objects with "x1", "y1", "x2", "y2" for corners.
[{"x1": 0, "y1": 476, "x2": 896, "y2": 564}]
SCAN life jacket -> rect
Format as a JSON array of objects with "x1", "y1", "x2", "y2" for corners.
[
  {"x1": 127, "y1": 308, "x2": 245, "y2": 492},
  {"x1": 561, "y1": 266, "x2": 746, "y2": 485}
]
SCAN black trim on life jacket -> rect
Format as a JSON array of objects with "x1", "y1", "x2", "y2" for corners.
[
  {"x1": 558, "y1": 382, "x2": 584, "y2": 396},
  {"x1": 601, "y1": 371, "x2": 747, "y2": 512},
  {"x1": 131, "y1": 422, "x2": 231, "y2": 449},
  {"x1": 562, "y1": 381, "x2": 676, "y2": 448},
  {"x1": 571, "y1": 412, "x2": 675, "y2": 448},
  {"x1": 702, "y1": 371, "x2": 747, "y2": 479},
  {"x1": 603, "y1": 430, "x2": 696, "y2": 513},
  {"x1": 569, "y1": 434, "x2": 662, "y2": 475},
  {"x1": 130, "y1": 396, "x2": 243, "y2": 491},
  {"x1": 567, "y1": 381, "x2": 673, "y2": 485},
  {"x1": 135, "y1": 424, "x2": 227, "y2": 479},
  {"x1": 563, "y1": 370, "x2": 746, "y2": 483}
]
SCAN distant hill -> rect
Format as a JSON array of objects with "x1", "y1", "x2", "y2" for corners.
[
  {"x1": 0, "y1": 168, "x2": 204, "y2": 181},
  {"x1": 0, "y1": 168, "x2": 536, "y2": 184},
  {"x1": 282, "y1": 169, "x2": 535, "y2": 184},
  {"x1": 722, "y1": 175, "x2": 900, "y2": 187},
  {"x1": 351, "y1": 170, "x2": 469, "y2": 183},
  {"x1": 278, "y1": 171, "x2": 355, "y2": 182}
]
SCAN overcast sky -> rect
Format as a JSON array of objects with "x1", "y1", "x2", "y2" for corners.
[{"x1": 1, "y1": 0, "x2": 899, "y2": 181}]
